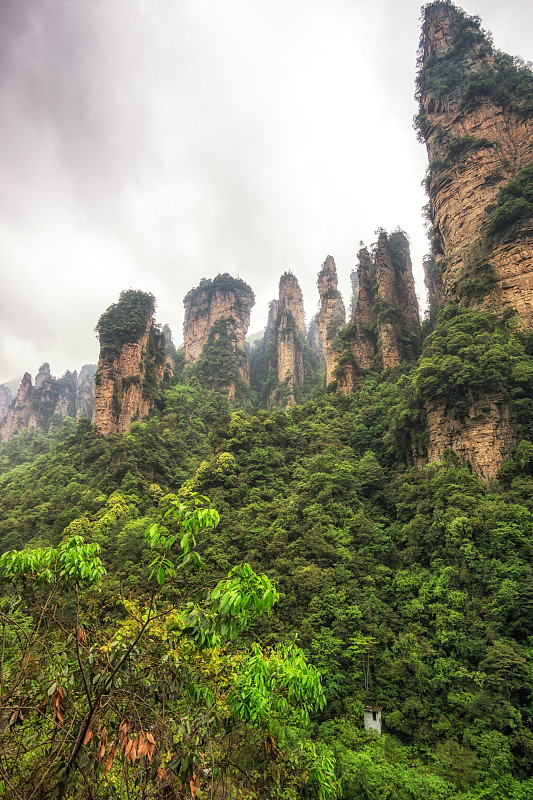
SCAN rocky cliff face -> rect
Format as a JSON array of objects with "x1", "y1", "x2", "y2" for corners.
[
  {"x1": 0, "y1": 373, "x2": 33, "y2": 443},
  {"x1": 417, "y1": 2, "x2": 533, "y2": 321},
  {"x1": 317, "y1": 256, "x2": 346, "y2": 386},
  {"x1": 375, "y1": 231, "x2": 421, "y2": 369},
  {"x1": 414, "y1": 2, "x2": 533, "y2": 478},
  {"x1": 94, "y1": 290, "x2": 170, "y2": 435},
  {"x1": 262, "y1": 273, "x2": 307, "y2": 408},
  {"x1": 0, "y1": 362, "x2": 95, "y2": 442},
  {"x1": 76, "y1": 365, "x2": 97, "y2": 420},
  {"x1": 183, "y1": 274, "x2": 255, "y2": 400},
  {"x1": 334, "y1": 233, "x2": 421, "y2": 392},
  {"x1": 422, "y1": 393, "x2": 516, "y2": 481},
  {"x1": 0, "y1": 385, "x2": 13, "y2": 423}
]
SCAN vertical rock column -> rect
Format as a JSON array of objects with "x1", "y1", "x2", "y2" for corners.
[
  {"x1": 375, "y1": 231, "x2": 420, "y2": 369},
  {"x1": 0, "y1": 373, "x2": 33, "y2": 443},
  {"x1": 94, "y1": 290, "x2": 170, "y2": 435},
  {"x1": 317, "y1": 256, "x2": 346, "y2": 386},
  {"x1": 266, "y1": 272, "x2": 307, "y2": 408},
  {"x1": 418, "y1": 2, "x2": 533, "y2": 321},
  {"x1": 183, "y1": 274, "x2": 255, "y2": 401},
  {"x1": 351, "y1": 247, "x2": 377, "y2": 370}
]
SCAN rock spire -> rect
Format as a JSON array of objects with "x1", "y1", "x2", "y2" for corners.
[
  {"x1": 183, "y1": 274, "x2": 255, "y2": 401},
  {"x1": 417, "y1": 1, "x2": 533, "y2": 322},
  {"x1": 93, "y1": 290, "x2": 170, "y2": 435},
  {"x1": 317, "y1": 256, "x2": 346, "y2": 386}
]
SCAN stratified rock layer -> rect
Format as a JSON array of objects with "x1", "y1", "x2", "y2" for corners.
[
  {"x1": 415, "y1": 2, "x2": 533, "y2": 478},
  {"x1": 317, "y1": 256, "x2": 346, "y2": 386},
  {"x1": 418, "y1": 2, "x2": 533, "y2": 321},
  {"x1": 423, "y1": 394, "x2": 516, "y2": 481}
]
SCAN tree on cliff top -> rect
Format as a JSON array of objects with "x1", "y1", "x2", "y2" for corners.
[{"x1": 95, "y1": 289, "x2": 156, "y2": 363}]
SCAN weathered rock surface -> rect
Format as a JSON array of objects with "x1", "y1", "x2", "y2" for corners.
[
  {"x1": 419, "y1": 2, "x2": 533, "y2": 321},
  {"x1": 307, "y1": 315, "x2": 323, "y2": 360},
  {"x1": 94, "y1": 291, "x2": 171, "y2": 435},
  {"x1": 183, "y1": 274, "x2": 255, "y2": 400},
  {"x1": 0, "y1": 373, "x2": 33, "y2": 443},
  {"x1": 335, "y1": 234, "x2": 421, "y2": 392},
  {"x1": 351, "y1": 247, "x2": 378, "y2": 369},
  {"x1": 263, "y1": 273, "x2": 307, "y2": 408},
  {"x1": 184, "y1": 275, "x2": 254, "y2": 365},
  {"x1": 76, "y1": 365, "x2": 97, "y2": 420},
  {"x1": 416, "y1": 2, "x2": 533, "y2": 478},
  {"x1": 317, "y1": 256, "x2": 346, "y2": 386},
  {"x1": 0, "y1": 385, "x2": 13, "y2": 423},
  {"x1": 422, "y1": 393, "x2": 516, "y2": 481},
  {"x1": 375, "y1": 231, "x2": 421, "y2": 369},
  {"x1": 0, "y1": 364, "x2": 96, "y2": 442}
]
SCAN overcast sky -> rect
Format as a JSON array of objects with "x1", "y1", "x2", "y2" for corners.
[{"x1": 1, "y1": 0, "x2": 532, "y2": 385}]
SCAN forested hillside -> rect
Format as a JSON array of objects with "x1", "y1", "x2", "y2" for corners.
[{"x1": 2, "y1": 2, "x2": 533, "y2": 798}]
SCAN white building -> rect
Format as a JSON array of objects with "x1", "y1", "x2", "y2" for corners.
[{"x1": 363, "y1": 705, "x2": 383, "y2": 735}]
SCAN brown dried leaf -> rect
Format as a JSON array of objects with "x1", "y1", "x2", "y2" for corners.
[
  {"x1": 51, "y1": 689, "x2": 66, "y2": 725},
  {"x1": 137, "y1": 734, "x2": 149, "y2": 759},
  {"x1": 77, "y1": 627, "x2": 87, "y2": 645},
  {"x1": 157, "y1": 766, "x2": 170, "y2": 782},
  {"x1": 83, "y1": 729, "x2": 93, "y2": 746},
  {"x1": 118, "y1": 719, "x2": 129, "y2": 746},
  {"x1": 146, "y1": 745, "x2": 155, "y2": 764},
  {"x1": 130, "y1": 738, "x2": 138, "y2": 763},
  {"x1": 190, "y1": 774, "x2": 200, "y2": 799},
  {"x1": 104, "y1": 754, "x2": 114, "y2": 773},
  {"x1": 146, "y1": 732, "x2": 155, "y2": 745}
]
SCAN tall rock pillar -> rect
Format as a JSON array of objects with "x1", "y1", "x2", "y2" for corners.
[
  {"x1": 417, "y1": 1, "x2": 533, "y2": 322},
  {"x1": 183, "y1": 274, "x2": 255, "y2": 401},
  {"x1": 317, "y1": 256, "x2": 346, "y2": 386},
  {"x1": 94, "y1": 290, "x2": 170, "y2": 435}
]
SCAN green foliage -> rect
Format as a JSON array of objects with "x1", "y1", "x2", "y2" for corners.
[
  {"x1": 461, "y1": 52, "x2": 533, "y2": 117},
  {"x1": 484, "y1": 164, "x2": 533, "y2": 242},
  {"x1": 184, "y1": 273, "x2": 255, "y2": 320},
  {"x1": 416, "y1": 3, "x2": 533, "y2": 137},
  {"x1": 190, "y1": 318, "x2": 250, "y2": 401},
  {"x1": 396, "y1": 305, "x2": 533, "y2": 418},
  {"x1": 0, "y1": 496, "x2": 330, "y2": 800},
  {"x1": 95, "y1": 289, "x2": 156, "y2": 363}
]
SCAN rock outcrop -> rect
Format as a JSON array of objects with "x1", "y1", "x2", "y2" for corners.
[
  {"x1": 423, "y1": 393, "x2": 516, "y2": 481},
  {"x1": 307, "y1": 315, "x2": 323, "y2": 361},
  {"x1": 351, "y1": 247, "x2": 378, "y2": 370},
  {"x1": 334, "y1": 233, "x2": 421, "y2": 392},
  {"x1": 414, "y1": 2, "x2": 533, "y2": 478},
  {"x1": 260, "y1": 273, "x2": 308, "y2": 408},
  {"x1": 94, "y1": 290, "x2": 171, "y2": 435},
  {"x1": 0, "y1": 373, "x2": 33, "y2": 443},
  {"x1": 417, "y1": 1, "x2": 533, "y2": 322},
  {"x1": 0, "y1": 362, "x2": 95, "y2": 442},
  {"x1": 375, "y1": 231, "x2": 421, "y2": 369},
  {"x1": 0, "y1": 385, "x2": 13, "y2": 423},
  {"x1": 76, "y1": 365, "x2": 97, "y2": 420},
  {"x1": 317, "y1": 256, "x2": 346, "y2": 386},
  {"x1": 183, "y1": 274, "x2": 255, "y2": 400}
]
